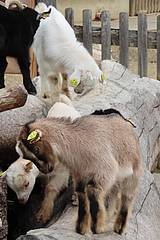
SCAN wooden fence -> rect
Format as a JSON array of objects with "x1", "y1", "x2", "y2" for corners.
[
  {"x1": 130, "y1": 0, "x2": 160, "y2": 16},
  {"x1": 36, "y1": 0, "x2": 160, "y2": 80}
]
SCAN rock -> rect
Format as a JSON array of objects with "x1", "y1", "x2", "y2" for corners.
[
  {"x1": 0, "y1": 177, "x2": 7, "y2": 240},
  {"x1": 0, "y1": 95, "x2": 48, "y2": 169},
  {"x1": 18, "y1": 60, "x2": 160, "y2": 240}
]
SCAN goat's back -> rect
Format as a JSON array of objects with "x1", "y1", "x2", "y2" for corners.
[{"x1": 31, "y1": 114, "x2": 141, "y2": 174}]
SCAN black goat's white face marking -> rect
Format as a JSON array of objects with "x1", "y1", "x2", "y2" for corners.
[{"x1": 37, "y1": 8, "x2": 51, "y2": 20}]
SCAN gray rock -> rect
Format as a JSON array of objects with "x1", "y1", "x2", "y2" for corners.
[
  {"x1": 0, "y1": 95, "x2": 48, "y2": 166},
  {"x1": 18, "y1": 60, "x2": 160, "y2": 240}
]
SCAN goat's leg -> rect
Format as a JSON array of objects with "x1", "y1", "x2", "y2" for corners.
[
  {"x1": 114, "y1": 175, "x2": 139, "y2": 234},
  {"x1": 17, "y1": 53, "x2": 37, "y2": 95},
  {"x1": 36, "y1": 164, "x2": 69, "y2": 224},
  {"x1": 62, "y1": 73, "x2": 70, "y2": 98},
  {"x1": 87, "y1": 184, "x2": 106, "y2": 234},
  {"x1": 76, "y1": 181, "x2": 91, "y2": 235},
  {"x1": 36, "y1": 185, "x2": 57, "y2": 224},
  {"x1": 0, "y1": 56, "x2": 7, "y2": 88}
]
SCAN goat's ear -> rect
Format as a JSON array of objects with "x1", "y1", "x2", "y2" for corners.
[
  {"x1": 18, "y1": 124, "x2": 30, "y2": 141},
  {"x1": 24, "y1": 161, "x2": 33, "y2": 173},
  {"x1": 27, "y1": 129, "x2": 42, "y2": 144},
  {"x1": 16, "y1": 141, "x2": 24, "y2": 157}
]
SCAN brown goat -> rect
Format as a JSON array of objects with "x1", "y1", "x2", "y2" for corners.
[{"x1": 17, "y1": 113, "x2": 142, "y2": 235}]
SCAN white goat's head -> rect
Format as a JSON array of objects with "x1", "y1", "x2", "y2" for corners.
[{"x1": 5, "y1": 158, "x2": 39, "y2": 204}]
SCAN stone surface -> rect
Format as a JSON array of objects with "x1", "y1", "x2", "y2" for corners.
[
  {"x1": 0, "y1": 95, "x2": 48, "y2": 168},
  {"x1": 0, "y1": 178, "x2": 7, "y2": 240},
  {"x1": 16, "y1": 60, "x2": 160, "y2": 240}
]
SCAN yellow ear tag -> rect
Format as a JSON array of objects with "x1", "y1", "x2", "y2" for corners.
[
  {"x1": 27, "y1": 130, "x2": 40, "y2": 143},
  {"x1": 42, "y1": 12, "x2": 50, "y2": 19},
  {"x1": 100, "y1": 73, "x2": 108, "y2": 83},
  {"x1": 0, "y1": 171, "x2": 6, "y2": 177},
  {"x1": 69, "y1": 78, "x2": 78, "y2": 88}
]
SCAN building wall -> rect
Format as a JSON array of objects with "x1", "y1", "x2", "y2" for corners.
[{"x1": 57, "y1": 0, "x2": 129, "y2": 22}]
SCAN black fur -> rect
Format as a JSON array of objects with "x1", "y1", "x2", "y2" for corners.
[
  {"x1": 76, "y1": 181, "x2": 87, "y2": 233},
  {"x1": 0, "y1": 5, "x2": 40, "y2": 94},
  {"x1": 115, "y1": 207, "x2": 128, "y2": 234},
  {"x1": 76, "y1": 193, "x2": 87, "y2": 233},
  {"x1": 7, "y1": 176, "x2": 73, "y2": 240},
  {"x1": 92, "y1": 108, "x2": 136, "y2": 127},
  {"x1": 87, "y1": 190, "x2": 99, "y2": 233}
]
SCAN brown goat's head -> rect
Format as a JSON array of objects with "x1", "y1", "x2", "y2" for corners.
[{"x1": 16, "y1": 122, "x2": 60, "y2": 174}]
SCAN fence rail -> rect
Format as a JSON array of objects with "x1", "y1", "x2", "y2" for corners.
[
  {"x1": 36, "y1": 0, "x2": 160, "y2": 80},
  {"x1": 65, "y1": 8, "x2": 160, "y2": 79}
]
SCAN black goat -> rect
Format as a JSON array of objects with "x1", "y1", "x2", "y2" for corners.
[{"x1": 0, "y1": 4, "x2": 40, "y2": 94}]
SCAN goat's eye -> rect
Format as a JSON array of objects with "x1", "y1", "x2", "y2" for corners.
[
  {"x1": 33, "y1": 146, "x2": 40, "y2": 155},
  {"x1": 25, "y1": 182, "x2": 29, "y2": 188}
]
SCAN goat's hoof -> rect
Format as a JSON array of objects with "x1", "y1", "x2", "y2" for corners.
[
  {"x1": 114, "y1": 222, "x2": 124, "y2": 235},
  {"x1": 76, "y1": 225, "x2": 90, "y2": 235},
  {"x1": 26, "y1": 85, "x2": 37, "y2": 95},
  {"x1": 28, "y1": 90, "x2": 37, "y2": 95},
  {"x1": 76, "y1": 220, "x2": 91, "y2": 235},
  {"x1": 94, "y1": 225, "x2": 107, "y2": 234}
]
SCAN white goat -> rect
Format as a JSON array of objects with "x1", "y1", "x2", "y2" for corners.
[
  {"x1": 5, "y1": 158, "x2": 39, "y2": 204},
  {"x1": 33, "y1": 3, "x2": 102, "y2": 102}
]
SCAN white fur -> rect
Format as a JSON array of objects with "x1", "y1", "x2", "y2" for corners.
[
  {"x1": 35, "y1": 2, "x2": 48, "y2": 13},
  {"x1": 5, "y1": 158, "x2": 39, "y2": 203},
  {"x1": 47, "y1": 95, "x2": 81, "y2": 120},
  {"x1": 32, "y1": 4, "x2": 102, "y2": 101}
]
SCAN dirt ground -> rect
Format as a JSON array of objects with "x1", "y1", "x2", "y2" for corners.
[{"x1": 93, "y1": 45, "x2": 157, "y2": 80}]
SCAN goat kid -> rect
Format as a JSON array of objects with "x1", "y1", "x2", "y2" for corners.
[
  {"x1": 4, "y1": 156, "x2": 69, "y2": 224},
  {"x1": 0, "y1": 1, "x2": 50, "y2": 94},
  {"x1": 17, "y1": 113, "x2": 142, "y2": 235},
  {"x1": 8, "y1": 95, "x2": 80, "y2": 223},
  {"x1": 33, "y1": 3, "x2": 102, "y2": 101}
]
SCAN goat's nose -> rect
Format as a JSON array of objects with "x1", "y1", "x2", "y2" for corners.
[
  {"x1": 18, "y1": 198, "x2": 27, "y2": 205},
  {"x1": 48, "y1": 164, "x2": 53, "y2": 173}
]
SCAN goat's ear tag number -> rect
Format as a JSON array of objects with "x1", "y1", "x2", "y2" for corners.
[
  {"x1": 69, "y1": 78, "x2": 78, "y2": 88},
  {"x1": 27, "y1": 130, "x2": 41, "y2": 143}
]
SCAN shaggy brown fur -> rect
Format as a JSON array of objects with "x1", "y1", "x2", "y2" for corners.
[{"x1": 17, "y1": 114, "x2": 142, "y2": 235}]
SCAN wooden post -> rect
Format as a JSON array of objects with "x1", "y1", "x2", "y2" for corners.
[
  {"x1": 138, "y1": 13, "x2": 148, "y2": 77},
  {"x1": 129, "y1": 0, "x2": 136, "y2": 16},
  {"x1": 65, "y1": 8, "x2": 74, "y2": 29},
  {"x1": 0, "y1": 177, "x2": 7, "y2": 240},
  {"x1": 157, "y1": 15, "x2": 160, "y2": 80},
  {"x1": 0, "y1": 86, "x2": 27, "y2": 112},
  {"x1": 36, "y1": 0, "x2": 56, "y2": 7},
  {"x1": 101, "y1": 11, "x2": 111, "y2": 60},
  {"x1": 83, "y1": 9, "x2": 93, "y2": 55},
  {"x1": 119, "y1": 12, "x2": 129, "y2": 68}
]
